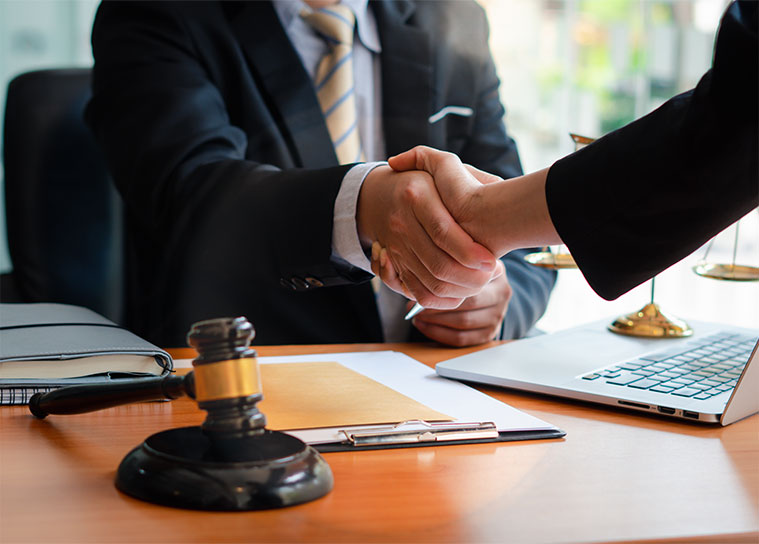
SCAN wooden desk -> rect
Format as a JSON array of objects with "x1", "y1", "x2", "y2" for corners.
[{"x1": 2, "y1": 342, "x2": 757, "y2": 543}]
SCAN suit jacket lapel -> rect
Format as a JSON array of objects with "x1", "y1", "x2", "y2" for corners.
[
  {"x1": 228, "y1": 2, "x2": 338, "y2": 168},
  {"x1": 373, "y1": 0, "x2": 433, "y2": 157},
  {"x1": 229, "y1": 2, "x2": 382, "y2": 340},
  {"x1": 228, "y1": 1, "x2": 431, "y2": 342}
]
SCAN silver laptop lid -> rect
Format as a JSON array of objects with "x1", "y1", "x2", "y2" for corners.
[{"x1": 721, "y1": 338, "x2": 759, "y2": 425}]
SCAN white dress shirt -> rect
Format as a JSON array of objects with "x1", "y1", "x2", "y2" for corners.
[{"x1": 273, "y1": 0, "x2": 411, "y2": 341}]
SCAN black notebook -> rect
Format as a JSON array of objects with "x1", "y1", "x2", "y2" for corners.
[{"x1": 0, "y1": 303, "x2": 172, "y2": 405}]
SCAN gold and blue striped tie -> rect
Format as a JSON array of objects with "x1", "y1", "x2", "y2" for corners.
[{"x1": 302, "y1": 5, "x2": 364, "y2": 164}]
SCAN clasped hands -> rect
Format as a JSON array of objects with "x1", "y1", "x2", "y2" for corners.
[{"x1": 356, "y1": 146, "x2": 514, "y2": 346}]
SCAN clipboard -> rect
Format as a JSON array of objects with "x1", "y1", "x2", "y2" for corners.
[
  {"x1": 174, "y1": 351, "x2": 565, "y2": 451},
  {"x1": 313, "y1": 420, "x2": 564, "y2": 453}
]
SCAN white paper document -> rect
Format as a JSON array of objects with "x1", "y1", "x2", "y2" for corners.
[{"x1": 175, "y1": 350, "x2": 560, "y2": 445}]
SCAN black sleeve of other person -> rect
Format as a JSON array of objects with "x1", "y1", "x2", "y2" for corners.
[{"x1": 545, "y1": 0, "x2": 758, "y2": 300}]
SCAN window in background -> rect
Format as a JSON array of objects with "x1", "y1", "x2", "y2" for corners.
[
  {"x1": 481, "y1": 0, "x2": 757, "y2": 332},
  {"x1": 482, "y1": 0, "x2": 726, "y2": 170},
  {"x1": 0, "y1": 0, "x2": 99, "y2": 274}
]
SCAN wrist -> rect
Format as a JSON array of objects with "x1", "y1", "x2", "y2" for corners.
[
  {"x1": 481, "y1": 168, "x2": 560, "y2": 257},
  {"x1": 461, "y1": 183, "x2": 505, "y2": 255},
  {"x1": 333, "y1": 163, "x2": 386, "y2": 272},
  {"x1": 356, "y1": 164, "x2": 392, "y2": 246}
]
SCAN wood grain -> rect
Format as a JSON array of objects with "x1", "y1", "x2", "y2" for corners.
[{"x1": 1, "y1": 342, "x2": 757, "y2": 543}]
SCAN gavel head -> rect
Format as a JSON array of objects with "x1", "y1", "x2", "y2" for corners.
[
  {"x1": 186, "y1": 316, "x2": 266, "y2": 437},
  {"x1": 187, "y1": 316, "x2": 256, "y2": 361}
]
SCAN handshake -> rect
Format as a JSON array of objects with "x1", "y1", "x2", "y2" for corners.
[{"x1": 357, "y1": 145, "x2": 561, "y2": 311}]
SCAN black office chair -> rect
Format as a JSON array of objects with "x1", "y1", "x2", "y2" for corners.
[{"x1": 1, "y1": 68, "x2": 125, "y2": 322}]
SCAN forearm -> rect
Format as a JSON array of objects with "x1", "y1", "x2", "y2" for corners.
[
  {"x1": 174, "y1": 160, "x2": 370, "y2": 289},
  {"x1": 473, "y1": 167, "x2": 562, "y2": 258}
]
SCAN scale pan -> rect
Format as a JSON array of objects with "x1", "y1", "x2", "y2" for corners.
[
  {"x1": 693, "y1": 263, "x2": 759, "y2": 282},
  {"x1": 524, "y1": 251, "x2": 577, "y2": 269}
]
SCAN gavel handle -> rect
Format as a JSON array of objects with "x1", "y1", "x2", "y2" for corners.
[{"x1": 29, "y1": 373, "x2": 195, "y2": 419}]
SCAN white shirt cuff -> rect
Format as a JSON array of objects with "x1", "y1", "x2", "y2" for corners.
[{"x1": 332, "y1": 161, "x2": 387, "y2": 273}]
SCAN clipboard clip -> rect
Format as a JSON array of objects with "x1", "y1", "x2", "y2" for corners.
[{"x1": 341, "y1": 420, "x2": 499, "y2": 447}]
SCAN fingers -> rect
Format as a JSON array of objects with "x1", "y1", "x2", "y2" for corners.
[
  {"x1": 371, "y1": 244, "x2": 505, "y2": 313},
  {"x1": 386, "y1": 214, "x2": 490, "y2": 303},
  {"x1": 414, "y1": 302, "x2": 501, "y2": 329},
  {"x1": 385, "y1": 146, "x2": 421, "y2": 172},
  {"x1": 371, "y1": 242, "x2": 405, "y2": 296},
  {"x1": 358, "y1": 164, "x2": 496, "y2": 308},
  {"x1": 412, "y1": 319, "x2": 500, "y2": 347},
  {"x1": 372, "y1": 242, "x2": 466, "y2": 308},
  {"x1": 410, "y1": 187, "x2": 496, "y2": 280},
  {"x1": 489, "y1": 259, "x2": 505, "y2": 281},
  {"x1": 388, "y1": 147, "x2": 481, "y2": 213},
  {"x1": 388, "y1": 146, "x2": 465, "y2": 181},
  {"x1": 361, "y1": 167, "x2": 495, "y2": 307},
  {"x1": 377, "y1": 242, "x2": 467, "y2": 309},
  {"x1": 390, "y1": 151, "x2": 497, "y2": 273},
  {"x1": 388, "y1": 146, "x2": 497, "y2": 262},
  {"x1": 390, "y1": 259, "x2": 466, "y2": 309},
  {"x1": 416, "y1": 262, "x2": 507, "y2": 317},
  {"x1": 411, "y1": 261, "x2": 511, "y2": 347}
]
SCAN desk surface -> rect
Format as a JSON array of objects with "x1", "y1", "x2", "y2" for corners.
[{"x1": 2, "y1": 342, "x2": 757, "y2": 544}]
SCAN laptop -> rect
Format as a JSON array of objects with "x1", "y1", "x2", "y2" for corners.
[{"x1": 436, "y1": 319, "x2": 759, "y2": 425}]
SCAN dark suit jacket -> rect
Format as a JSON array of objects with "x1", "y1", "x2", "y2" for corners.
[
  {"x1": 546, "y1": 0, "x2": 758, "y2": 301},
  {"x1": 86, "y1": 0, "x2": 556, "y2": 347}
]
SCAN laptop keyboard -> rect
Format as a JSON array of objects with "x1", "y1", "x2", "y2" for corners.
[{"x1": 580, "y1": 332, "x2": 757, "y2": 400}]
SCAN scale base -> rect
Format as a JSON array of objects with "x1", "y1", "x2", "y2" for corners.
[
  {"x1": 608, "y1": 303, "x2": 693, "y2": 338},
  {"x1": 116, "y1": 426, "x2": 333, "y2": 511}
]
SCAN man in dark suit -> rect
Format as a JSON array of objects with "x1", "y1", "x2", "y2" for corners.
[{"x1": 86, "y1": 0, "x2": 556, "y2": 347}]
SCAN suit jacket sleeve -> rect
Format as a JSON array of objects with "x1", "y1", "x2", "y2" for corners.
[
  {"x1": 85, "y1": 1, "x2": 368, "y2": 294},
  {"x1": 451, "y1": 2, "x2": 557, "y2": 338},
  {"x1": 545, "y1": 0, "x2": 758, "y2": 300}
]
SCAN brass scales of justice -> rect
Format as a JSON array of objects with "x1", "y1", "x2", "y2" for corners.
[{"x1": 523, "y1": 133, "x2": 758, "y2": 339}]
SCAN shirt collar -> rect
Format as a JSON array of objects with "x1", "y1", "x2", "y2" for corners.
[{"x1": 272, "y1": 0, "x2": 381, "y2": 53}]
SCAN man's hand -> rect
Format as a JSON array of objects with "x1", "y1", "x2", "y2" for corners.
[
  {"x1": 357, "y1": 165, "x2": 497, "y2": 309},
  {"x1": 388, "y1": 146, "x2": 559, "y2": 259},
  {"x1": 411, "y1": 260, "x2": 510, "y2": 346},
  {"x1": 387, "y1": 146, "x2": 501, "y2": 253}
]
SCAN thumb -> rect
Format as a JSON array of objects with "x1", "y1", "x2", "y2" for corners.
[
  {"x1": 389, "y1": 146, "x2": 480, "y2": 204},
  {"x1": 465, "y1": 164, "x2": 503, "y2": 185},
  {"x1": 387, "y1": 145, "x2": 434, "y2": 172},
  {"x1": 389, "y1": 146, "x2": 468, "y2": 181}
]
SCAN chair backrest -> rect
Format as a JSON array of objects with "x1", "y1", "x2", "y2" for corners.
[{"x1": 2, "y1": 68, "x2": 124, "y2": 322}]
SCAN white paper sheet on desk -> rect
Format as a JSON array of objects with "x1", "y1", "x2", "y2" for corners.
[{"x1": 174, "y1": 350, "x2": 558, "y2": 444}]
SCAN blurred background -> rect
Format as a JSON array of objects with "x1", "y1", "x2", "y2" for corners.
[
  {"x1": 479, "y1": 0, "x2": 757, "y2": 332},
  {"x1": 0, "y1": 0, "x2": 756, "y2": 333}
]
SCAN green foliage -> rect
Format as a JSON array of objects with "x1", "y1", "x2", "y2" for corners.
[{"x1": 579, "y1": 0, "x2": 636, "y2": 22}]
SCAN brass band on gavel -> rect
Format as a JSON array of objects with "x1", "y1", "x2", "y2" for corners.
[{"x1": 192, "y1": 357, "x2": 261, "y2": 403}]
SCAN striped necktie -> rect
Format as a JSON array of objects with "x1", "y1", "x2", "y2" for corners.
[{"x1": 302, "y1": 5, "x2": 364, "y2": 164}]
